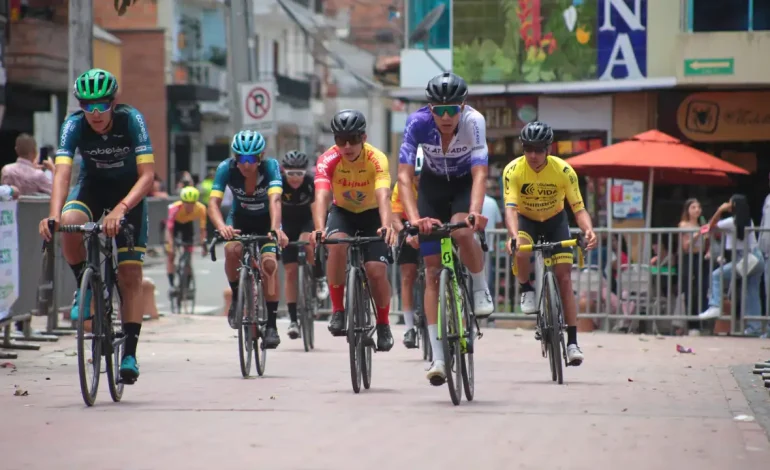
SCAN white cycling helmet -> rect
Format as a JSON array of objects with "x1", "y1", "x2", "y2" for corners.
[{"x1": 415, "y1": 145, "x2": 424, "y2": 176}]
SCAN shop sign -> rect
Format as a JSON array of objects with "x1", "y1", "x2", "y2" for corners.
[
  {"x1": 597, "y1": 0, "x2": 647, "y2": 80},
  {"x1": 465, "y1": 96, "x2": 538, "y2": 132},
  {"x1": 676, "y1": 91, "x2": 770, "y2": 142}
]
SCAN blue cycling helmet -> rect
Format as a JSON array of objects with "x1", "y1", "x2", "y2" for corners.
[
  {"x1": 231, "y1": 130, "x2": 266, "y2": 155},
  {"x1": 415, "y1": 146, "x2": 424, "y2": 176}
]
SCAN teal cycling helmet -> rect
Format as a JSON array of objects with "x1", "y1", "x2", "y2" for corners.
[{"x1": 231, "y1": 130, "x2": 266, "y2": 155}]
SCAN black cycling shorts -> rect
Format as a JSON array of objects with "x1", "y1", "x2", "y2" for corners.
[
  {"x1": 62, "y1": 180, "x2": 149, "y2": 266},
  {"x1": 417, "y1": 170, "x2": 473, "y2": 256},
  {"x1": 325, "y1": 205, "x2": 389, "y2": 264},
  {"x1": 173, "y1": 222, "x2": 194, "y2": 244},
  {"x1": 282, "y1": 214, "x2": 314, "y2": 264},
  {"x1": 517, "y1": 210, "x2": 573, "y2": 265},
  {"x1": 228, "y1": 212, "x2": 277, "y2": 256}
]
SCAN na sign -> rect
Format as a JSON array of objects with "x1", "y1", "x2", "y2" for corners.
[{"x1": 597, "y1": 0, "x2": 647, "y2": 80}]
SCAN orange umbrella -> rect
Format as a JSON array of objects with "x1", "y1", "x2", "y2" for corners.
[{"x1": 566, "y1": 130, "x2": 749, "y2": 185}]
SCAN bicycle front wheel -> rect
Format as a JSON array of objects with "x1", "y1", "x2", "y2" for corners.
[
  {"x1": 298, "y1": 265, "x2": 313, "y2": 352},
  {"x1": 106, "y1": 287, "x2": 125, "y2": 403},
  {"x1": 543, "y1": 272, "x2": 564, "y2": 385},
  {"x1": 460, "y1": 282, "x2": 475, "y2": 401},
  {"x1": 346, "y1": 267, "x2": 363, "y2": 393},
  {"x1": 439, "y1": 269, "x2": 462, "y2": 406},
  {"x1": 77, "y1": 267, "x2": 102, "y2": 407},
  {"x1": 236, "y1": 267, "x2": 255, "y2": 378},
  {"x1": 254, "y1": 278, "x2": 268, "y2": 377}
]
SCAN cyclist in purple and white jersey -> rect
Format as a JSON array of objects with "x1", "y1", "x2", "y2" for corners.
[{"x1": 397, "y1": 72, "x2": 494, "y2": 386}]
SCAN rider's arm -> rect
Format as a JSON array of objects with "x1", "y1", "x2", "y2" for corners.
[
  {"x1": 166, "y1": 202, "x2": 180, "y2": 242},
  {"x1": 562, "y1": 162, "x2": 592, "y2": 234},
  {"x1": 122, "y1": 109, "x2": 155, "y2": 210},
  {"x1": 197, "y1": 202, "x2": 207, "y2": 242},
  {"x1": 266, "y1": 159, "x2": 283, "y2": 232},
  {"x1": 373, "y1": 152, "x2": 393, "y2": 228},
  {"x1": 397, "y1": 115, "x2": 421, "y2": 222},
  {"x1": 502, "y1": 160, "x2": 519, "y2": 238},
  {"x1": 313, "y1": 151, "x2": 336, "y2": 231},
  {"x1": 391, "y1": 185, "x2": 405, "y2": 232},
  {"x1": 468, "y1": 111, "x2": 489, "y2": 214},
  {"x1": 49, "y1": 115, "x2": 81, "y2": 218},
  {"x1": 207, "y1": 160, "x2": 230, "y2": 230}
]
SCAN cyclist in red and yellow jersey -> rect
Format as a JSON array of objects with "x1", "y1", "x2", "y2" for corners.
[
  {"x1": 310, "y1": 110, "x2": 397, "y2": 352},
  {"x1": 165, "y1": 186, "x2": 207, "y2": 294}
]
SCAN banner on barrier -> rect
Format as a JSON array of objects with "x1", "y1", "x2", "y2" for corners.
[{"x1": 0, "y1": 201, "x2": 18, "y2": 321}]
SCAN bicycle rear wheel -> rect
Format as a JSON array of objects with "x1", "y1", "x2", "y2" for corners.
[
  {"x1": 77, "y1": 267, "x2": 102, "y2": 407},
  {"x1": 439, "y1": 269, "x2": 462, "y2": 406},
  {"x1": 236, "y1": 268, "x2": 255, "y2": 378},
  {"x1": 460, "y1": 283, "x2": 475, "y2": 401},
  {"x1": 543, "y1": 272, "x2": 564, "y2": 385},
  {"x1": 254, "y1": 278, "x2": 268, "y2": 377},
  {"x1": 346, "y1": 267, "x2": 363, "y2": 393},
  {"x1": 106, "y1": 287, "x2": 125, "y2": 402},
  {"x1": 361, "y1": 294, "x2": 373, "y2": 390}
]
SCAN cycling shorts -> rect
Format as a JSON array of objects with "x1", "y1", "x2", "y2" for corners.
[
  {"x1": 325, "y1": 205, "x2": 389, "y2": 264},
  {"x1": 517, "y1": 210, "x2": 573, "y2": 265},
  {"x1": 417, "y1": 170, "x2": 472, "y2": 257},
  {"x1": 282, "y1": 216, "x2": 314, "y2": 264},
  {"x1": 226, "y1": 212, "x2": 277, "y2": 256},
  {"x1": 62, "y1": 180, "x2": 148, "y2": 266}
]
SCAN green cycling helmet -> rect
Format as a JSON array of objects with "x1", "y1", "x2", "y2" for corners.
[{"x1": 73, "y1": 68, "x2": 119, "y2": 101}]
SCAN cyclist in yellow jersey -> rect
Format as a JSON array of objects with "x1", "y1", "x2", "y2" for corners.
[
  {"x1": 310, "y1": 110, "x2": 397, "y2": 352},
  {"x1": 503, "y1": 121, "x2": 597, "y2": 366},
  {"x1": 165, "y1": 186, "x2": 208, "y2": 294},
  {"x1": 392, "y1": 147, "x2": 423, "y2": 348}
]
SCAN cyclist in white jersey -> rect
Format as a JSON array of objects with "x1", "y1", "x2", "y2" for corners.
[{"x1": 397, "y1": 72, "x2": 494, "y2": 386}]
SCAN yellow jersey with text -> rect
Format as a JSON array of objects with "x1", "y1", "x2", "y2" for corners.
[
  {"x1": 314, "y1": 143, "x2": 391, "y2": 213},
  {"x1": 502, "y1": 155, "x2": 585, "y2": 222},
  {"x1": 166, "y1": 200, "x2": 207, "y2": 231},
  {"x1": 391, "y1": 181, "x2": 418, "y2": 215}
]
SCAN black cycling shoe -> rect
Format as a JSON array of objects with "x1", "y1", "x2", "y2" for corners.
[
  {"x1": 328, "y1": 310, "x2": 346, "y2": 337},
  {"x1": 227, "y1": 303, "x2": 238, "y2": 329},
  {"x1": 403, "y1": 328, "x2": 417, "y2": 349},
  {"x1": 264, "y1": 327, "x2": 281, "y2": 349},
  {"x1": 376, "y1": 324, "x2": 394, "y2": 352}
]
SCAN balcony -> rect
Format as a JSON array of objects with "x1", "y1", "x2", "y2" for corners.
[
  {"x1": 186, "y1": 61, "x2": 228, "y2": 96},
  {"x1": 5, "y1": 18, "x2": 68, "y2": 91},
  {"x1": 276, "y1": 73, "x2": 311, "y2": 107}
]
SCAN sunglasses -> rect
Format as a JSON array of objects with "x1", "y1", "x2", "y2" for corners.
[
  {"x1": 431, "y1": 104, "x2": 462, "y2": 117},
  {"x1": 236, "y1": 153, "x2": 262, "y2": 164},
  {"x1": 80, "y1": 101, "x2": 112, "y2": 113},
  {"x1": 523, "y1": 144, "x2": 548, "y2": 154},
  {"x1": 334, "y1": 134, "x2": 363, "y2": 147},
  {"x1": 285, "y1": 169, "x2": 306, "y2": 177}
]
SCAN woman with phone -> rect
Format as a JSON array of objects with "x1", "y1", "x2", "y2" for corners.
[{"x1": 678, "y1": 198, "x2": 709, "y2": 335}]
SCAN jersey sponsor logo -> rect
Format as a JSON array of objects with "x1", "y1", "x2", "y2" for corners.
[
  {"x1": 342, "y1": 190, "x2": 367, "y2": 204},
  {"x1": 83, "y1": 146, "x2": 132, "y2": 157},
  {"x1": 233, "y1": 187, "x2": 268, "y2": 198},
  {"x1": 521, "y1": 183, "x2": 558, "y2": 197},
  {"x1": 449, "y1": 146, "x2": 469, "y2": 154},
  {"x1": 60, "y1": 119, "x2": 75, "y2": 147},
  {"x1": 336, "y1": 178, "x2": 370, "y2": 188},
  {"x1": 240, "y1": 202, "x2": 265, "y2": 211},
  {"x1": 135, "y1": 113, "x2": 149, "y2": 141},
  {"x1": 135, "y1": 145, "x2": 149, "y2": 153},
  {"x1": 95, "y1": 161, "x2": 126, "y2": 169}
]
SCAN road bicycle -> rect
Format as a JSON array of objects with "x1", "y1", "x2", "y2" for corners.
[
  {"x1": 168, "y1": 239, "x2": 199, "y2": 315},
  {"x1": 512, "y1": 235, "x2": 585, "y2": 385},
  {"x1": 50, "y1": 218, "x2": 133, "y2": 406},
  {"x1": 315, "y1": 232, "x2": 392, "y2": 393},
  {"x1": 209, "y1": 231, "x2": 277, "y2": 378},
  {"x1": 285, "y1": 240, "x2": 316, "y2": 352},
  {"x1": 403, "y1": 216, "x2": 487, "y2": 406},
  {"x1": 395, "y1": 241, "x2": 430, "y2": 361}
]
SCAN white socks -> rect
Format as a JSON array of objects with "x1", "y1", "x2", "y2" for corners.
[
  {"x1": 428, "y1": 324, "x2": 444, "y2": 361},
  {"x1": 403, "y1": 309, "x2": 415, "y2": 330},
  {"x1": 470, "y1": 270, "x2": 488, "y2": 292}
]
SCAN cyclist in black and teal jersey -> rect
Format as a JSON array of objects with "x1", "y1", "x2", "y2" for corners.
[
  {"x1": 207, "y1": 130, "x2": 288, "y2": 349},
  {"x1": 38, "y1": 68, "x2": 154, "y2": 384}
]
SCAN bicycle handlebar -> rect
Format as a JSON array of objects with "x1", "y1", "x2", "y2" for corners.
[
  {"x1": 400, "y1": 215, "x2": 488, "y2": 252},
  {"x1": 207, "y1": 230, "x2": 278, "y2": 262},
  {"x1": 52, "y1": 218, "x2": 135, "y2": 251},
  {"x1": 313, "y1": 231, "x2": 393, "y2": 265},
  {"x1": 511, "y1": 233, "x2": 586, "y2": 253}
]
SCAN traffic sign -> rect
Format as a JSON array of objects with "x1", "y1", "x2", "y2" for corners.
[
  {"x1": 684, "y1": 58, "x2": 734, "y2": 76},
  {"x1": 239, "y1": 81, "x2": 276, "y2": 134}
]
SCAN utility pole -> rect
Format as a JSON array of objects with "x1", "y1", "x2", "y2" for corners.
[
  {"x1": 67, "y1": 0, "x2": 94, "y2": 114},
  {"x1": 226, "y1": 0, "x2": 257, "y2": 132}
]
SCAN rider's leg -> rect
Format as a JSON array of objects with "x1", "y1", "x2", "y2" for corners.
[
  {"x1": 399, "y1": 263, "x2": 417, "y2": 329},
  {"x1": 60, "y1": 195, "x2": 95, "y2": 321},
  {"x1": 261, "y1": 241, "x2": 281, "y2": 347},
  {"x1": 283, "y1": 262, "x2": 299, "y2": 321},
  {"x1": 364, "y1": 260, "x2": 391, "y2": 325},
  {"x1": 422, "y1": 250, "x2": 446, "y2": 383},
  {"x1": 516, "y1": 230, "x2": 537, "y2": 314},
  {"x1": 449, "y1": 212, "x2": 494, "y2": 317},
  {"x1": 326, "y1": 231, "x2": 349, "y2": 311},
  {"x1": 165, "y1": 242, "x2": 175, "y2": 287},
  {"x1": 224, "y1": 241, "x2": 242, "y2": 328}
]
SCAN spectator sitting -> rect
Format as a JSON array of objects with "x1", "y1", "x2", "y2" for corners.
[{"x1": 0, "y1": 133, "x2": 54, "y2": 196}]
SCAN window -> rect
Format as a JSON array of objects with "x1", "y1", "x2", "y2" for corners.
[
  {"x1": 407, "y1": 0, "x2": 450, "y2": 49},
  {"x1": 689, "y1": 0, "x2": 770, "y2": 32}
]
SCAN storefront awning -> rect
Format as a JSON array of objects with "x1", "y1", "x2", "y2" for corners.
[{"x1": 389, "y1": 76, "x2": 678, "y2": 100}]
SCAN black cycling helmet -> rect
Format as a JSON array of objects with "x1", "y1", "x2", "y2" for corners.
[
  {"x1": 520, "y1": 121, "x2": 554, "y2": 146},
  {"x1": 282, "y1": 150, "x2": 308, "y2": 169},
  {"x1": 331, "y1": 109, "x2": 366, "y2": 135},
  {"x1": 425, "y1": 72, "x2": 468, "y2": 104}
]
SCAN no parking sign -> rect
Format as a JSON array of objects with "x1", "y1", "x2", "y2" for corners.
[{"x1": 239, "y1": 82, "x2": 276, "y2": 134}]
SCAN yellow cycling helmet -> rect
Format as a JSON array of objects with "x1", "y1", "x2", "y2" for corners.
[{"x1": 180, "y1": 186, "x2": 200, "y2": 203}]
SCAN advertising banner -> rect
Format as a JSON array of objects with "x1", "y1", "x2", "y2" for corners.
[{"x1": 0, "y1": 201, "x2": 18, "y2": 322}]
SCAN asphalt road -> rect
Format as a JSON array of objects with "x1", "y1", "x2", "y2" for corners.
[{"x1": 2, "y1": 305, "x2": 770, "y2": 469}]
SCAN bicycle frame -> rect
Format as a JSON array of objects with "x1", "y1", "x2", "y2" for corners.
[{"x1": 438, "y1": 237, "x2": 469, "y2": 351}]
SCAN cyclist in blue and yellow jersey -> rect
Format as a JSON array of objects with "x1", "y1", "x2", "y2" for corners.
[
  {"x1": 207, "y1": 130, "x2": 289, "y2": 349},
  {"x1": 38, "y1": 68, "x2": 154, "y2": 384}
]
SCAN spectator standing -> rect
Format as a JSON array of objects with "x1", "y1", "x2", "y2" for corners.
[
  {"x1": 679, "y1": 198, "x2": 709, "y2": 335},
  {"x1": 0, "y1": 134, "x2": 53, "y2": 195},
  {"x1": 758, "y1": 172, "x2": 770, "y2": 311}
]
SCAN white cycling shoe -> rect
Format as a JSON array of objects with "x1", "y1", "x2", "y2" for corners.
[
  {"x1": 520, "y1": 291, "x2": 537, "y2": 314},
  {"x1": 566, "y1": 344, "x2": 584, "y2": 366},
  {"x1": 426, "y1": 360, "x2": 446, "y2": 386},
  {"x1": 473, "y1": 288, "x2": 494, "y2": 318}
]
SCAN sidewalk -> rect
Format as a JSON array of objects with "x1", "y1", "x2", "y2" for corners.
[{"x1": 1, "y1": 315, "x2": 769, "y2": 469}]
